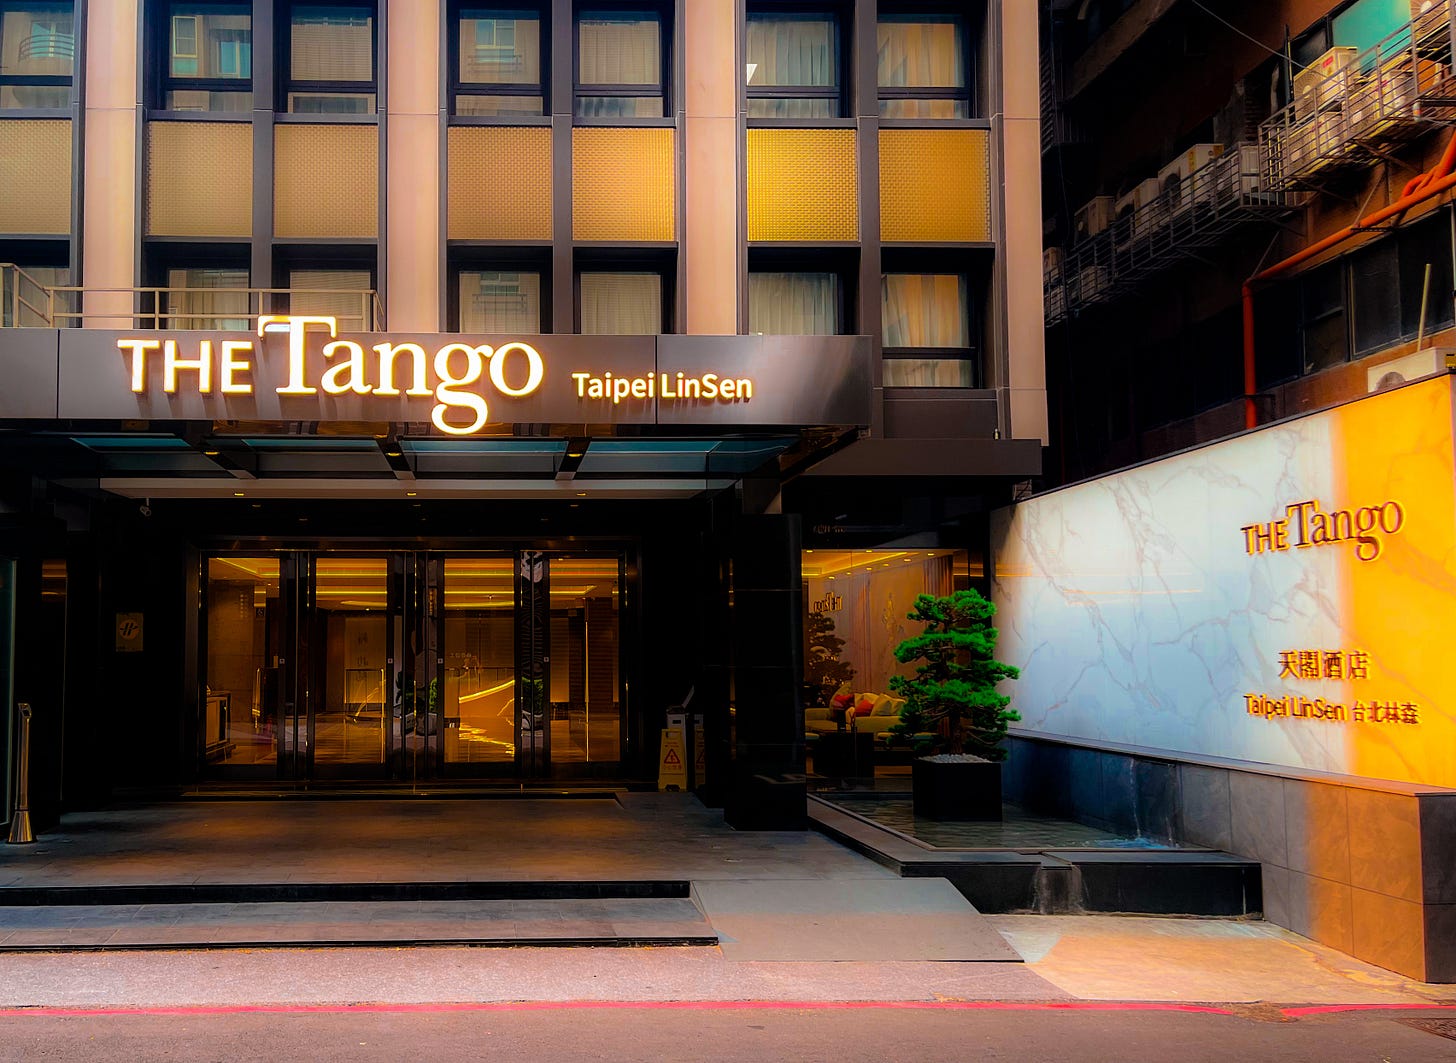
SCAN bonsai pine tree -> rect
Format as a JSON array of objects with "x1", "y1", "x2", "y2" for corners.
[
  {"x1": 804, "y1": 609, "x2": 855, "y2": 705},
  {"x1": 887, "y1": 589, "x2": 1020, "y2": 761}
]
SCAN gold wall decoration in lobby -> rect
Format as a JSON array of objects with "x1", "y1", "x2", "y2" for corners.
[
  {"x1": 147, "y1": 122, "x2": 252, "y2": 237},
  {"x1": 0, "y1": 119, "x2": 71, "y2": 235},
  {"x1": 449, "y1": 126, "x2": 552, "y2": 240},
  {"x1": 572, "y1": 127, "x2": 675, "y2": 242},
  {"x1": 880, "y1": 128, "x2": 991, "y2": 243},
  {"x1": 747, "y1": 128, "x2": 858, "y2": 242},
  {"x1": 275, "y1": 124, "x2": 378, "y2": 238}
]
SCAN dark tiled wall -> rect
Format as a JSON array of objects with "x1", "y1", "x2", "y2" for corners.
[{"x1": 1004, "y1": 734, "x2": 1456, "y2": 983}]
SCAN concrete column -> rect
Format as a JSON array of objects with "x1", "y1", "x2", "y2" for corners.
[
  {"x1": 81, "y1": 0, "x2": 139, "y2": 326},
  {"x1": 385, "y1": 0, "x2": 440, "y2": 330},
  {"x1": 998, "y1": 0, "x2": 1048, "y2": 444},
  {"x1": 683, "y1": 0, "x2": 737, "y2": 335}
]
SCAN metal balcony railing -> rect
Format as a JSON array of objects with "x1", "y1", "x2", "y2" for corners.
[
  {"x1": 1260, "y1": 1, "x2": 1456, "y2": 192},
  {"x1": 1044, "y1": 144, "x2": 1300, "y2": 325},
  {"x1": 0, "y1": 266, "x2": 385, "y2": 331}
]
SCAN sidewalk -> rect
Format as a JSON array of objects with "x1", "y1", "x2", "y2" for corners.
[{"x1": 0, "y1": 794, "x2": 1450, "y2": 1008}]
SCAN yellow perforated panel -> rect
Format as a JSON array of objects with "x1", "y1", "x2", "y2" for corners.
[
  {"x1": 0, "y1": 119, "x2": 71, "y2": 235},
  {"x1": 448, "y1": 126, "x2": 552, "y2": 240},
  {"x1": 572, "y1": 127, "x2": 675, "y2": 242},
  {"x1": 746, "y1": 128, "x2": 857, "y2": 242},
  {"x1": 880, "y1": 128, "x2": 991, "y2": 243},
  {"x1": 147, "y1": 122, "x2": 252, "y2": 237},
  {"x1": 275, "y1": 123, "x2": 378, "y2": 238}
]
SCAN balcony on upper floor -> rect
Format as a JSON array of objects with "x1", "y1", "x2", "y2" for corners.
[{"x1": 0, "y1": 265, "x2": 383, "y2": 331}]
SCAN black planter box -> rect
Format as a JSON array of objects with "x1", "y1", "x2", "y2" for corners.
[{"x1": 912, "y1": 757, "x2": 1003, "y2": 821}]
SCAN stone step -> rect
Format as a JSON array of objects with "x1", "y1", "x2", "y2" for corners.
[{"x1": 0, "y1": 896, "x2": 718, "y2": 952}]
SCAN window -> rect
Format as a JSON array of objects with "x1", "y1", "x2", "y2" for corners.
[
  {"x1": 748, "y1": 271, "x2": 841, "y2": 334},
  {"x1": 1301, "y1": 263, "x2": 1349, "y2": 375},
  {"x1": 289, "y1": 269, "x2": 374, "y2": 329},
  {"x1": 881, "y1": 272, "x2": 976, "y2": 386},
  {"x1": 160, "y1": 4, "x2": 252, "y2": 112},
  {"x1": 164, "y1": 267, "x2": 251, "y2": 330},
  {"x1": 285, "y1": 3, "x2": 376, "y2": 114},
  {"x1": 454, "y1": 5, "x2": 545, "y2": 116},
  {"x1": 0, "y1": 2, "x2": 73, "y2": 109},
  {"x1": 579, "y1": 271, "x2": 663, "y2": 334},
  {"x1": 877, "y1": 11, "x2": 970, "y2": 119},
  {"x1": 575, "y1": 7, "x2": 665, "y2": 118},
  {"x1": 0, "y1": 261, "x2": 69, "y2": 326},
  {"x1": 460, "y1": 270, "x2": 544, "y2": 332},
  {"x1": 745, "y1": 9, "x2": 842, "y2": 119}
]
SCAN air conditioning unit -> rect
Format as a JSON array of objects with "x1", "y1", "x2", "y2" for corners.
[
  {"x1": 1071, "y1": 265, "x2": 1112, "y2": 304},
  {"x1": 1294, "y1": 46, "x2": 1357, "y2": 118},
  {"x1": 1115, "y1": 178, "x2": 1165, "y2": 244},
  {"x1": 1283, "y1": 111, "x2": 1350, "y2": 174},
  {"x1": 1043, "y1": 246, "x2": 1065, "y2": 276},
  {"x1": 1228, "y1": 143, "x2": 1264, "y2": 199},
  {"x1": 1073, "y1": 197, "x2": 1115, "y2": 243},
  {"x1": 1158, "y1": 143, "x2": 1225, "y2": 213},
  {"x1": 1367, "y1": 347, "x2": 1456, "y2": 393}
]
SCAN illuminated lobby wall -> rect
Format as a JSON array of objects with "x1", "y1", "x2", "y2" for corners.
[
  {"x1": 992, "y1": 374, "x2": 1456, "y2": 789},
  {"x1": 802, "y1": 551, "x2": 958, "y2": 697}
]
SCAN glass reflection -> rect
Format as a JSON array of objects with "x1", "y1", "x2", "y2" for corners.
[
  {"x1": 443, "y1": 557, "x2": 517, "y2": 764},
  {"x1": 204, "y1": 556, "x2": 280, "y2": 767}
]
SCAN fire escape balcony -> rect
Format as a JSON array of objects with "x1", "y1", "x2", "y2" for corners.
[
  {"x1": 1259, "y1": 0, "x2": 1456, "y2": 192},
  {"x1": 1045, "y1": 145, "x2": 1299, "y2": 325}
]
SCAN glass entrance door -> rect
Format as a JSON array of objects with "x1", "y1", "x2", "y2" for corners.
[{"x1": 202, "y1": 549, "x2": 626, "y2": 782}]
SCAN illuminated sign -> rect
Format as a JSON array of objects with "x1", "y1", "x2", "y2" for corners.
[
  {"x1": 115, "y1": 317, "x2": 759, "y2": 435},
  {"x1": 993, "y1": 375, "x2": 1456, "y2": 787},
  {"x1": 1240, "y1": 497, "x2": 1405, "y2": 562}
]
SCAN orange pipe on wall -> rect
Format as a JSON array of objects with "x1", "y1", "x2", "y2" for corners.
[{"x1": 1241, "y1": 134, "x2": 1456, "y2": 430}]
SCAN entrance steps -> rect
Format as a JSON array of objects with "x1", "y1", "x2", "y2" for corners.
[
  {"x1": 0, "y1": 882, "x2": 718, "y2": 951},
  {"x1": 809, "y1": 798, "x2": 1264, "y2": 918}
]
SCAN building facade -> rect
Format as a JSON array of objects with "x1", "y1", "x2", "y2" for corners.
[
  {"x1": 0, "y1": 2, "x2": 1045, "y2": 827},
  {"x1": 1017, "y1": 0, "x2": 1456, "y2": 981}
]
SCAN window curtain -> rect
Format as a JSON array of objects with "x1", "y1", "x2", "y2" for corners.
[
  {"x1": 578, "y1": 16, "x2": 659, "y2": 85},
  {"x1": 290, "y1": 270, "x2": 373, "y2": 328},
  {"x1": 882, "y1": 274, "x2": 967, "y2": 347},
  {"x1": 748, "y1": 272, "x2": 838, "y2": 335},
  {"x1": 291, "y1": 7, "x2": 372, "y2": 82},
  {"x1": 580, "y1": 272, "x2": 661, "y2": 335},
  {"x1": 877, "y1": 16, "x2": 964, "y2": 90},
  {"x1": 459, "y1": 271, "x2": 541, "y2": 333},
  {"x1": 882, "y1": 358, "x2": 973, "y2": 387},
  {"x1": 747, "y1": 15, "x2": 835, "y2": 89},
  {"x1": 460, "y1": 14, "x2": 540, "y2": 85},
  {"x1": 167, "y1": 268, "x2": 250, "y2": 330}
]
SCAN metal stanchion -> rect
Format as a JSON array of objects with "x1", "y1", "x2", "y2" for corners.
[{"x1": 7, "y1": 703, "x2": 34, "y2": 844}]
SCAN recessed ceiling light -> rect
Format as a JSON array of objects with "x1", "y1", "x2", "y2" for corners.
[
  {"x1": 233, "y1": 492, "x2": 245, "y2": 497},
  {"x1": 405, "y1": 491, "x2": 417, "y2": 497}
]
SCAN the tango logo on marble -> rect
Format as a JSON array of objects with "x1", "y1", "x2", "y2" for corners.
[{"x1": 1239, "y1": 498, "x2": 1405, "y2": 562}]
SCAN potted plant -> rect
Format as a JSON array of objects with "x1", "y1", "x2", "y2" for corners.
[
  {"x1": 886, "y1": 589, "x2": 1020, "y2": 821},
  {"x1": 804, "y1": 609, "x2": 855, "y2": 712}
]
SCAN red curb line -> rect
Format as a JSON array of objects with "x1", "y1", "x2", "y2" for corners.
[
  {"x1": 1280, "y1": 1003, "x2": 1456, "y2": 1017},
  {"x1": 0, "y1": 1000, "x2": 1238, "y2": 1018}
]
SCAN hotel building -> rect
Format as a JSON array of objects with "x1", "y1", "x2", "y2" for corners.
[{"x1": 0, "y1": 2, "x2": 1045, "y2": 828}]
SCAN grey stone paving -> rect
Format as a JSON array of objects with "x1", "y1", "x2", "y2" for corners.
[
  {"x1": 0, "y1": 794, "x2": 1027, "y2": 958},
  {"x1": 0, "y1": 793, "x2": 895, "y2": 886},
  {"x1": 0, "y1": 898, "x2": 714, "y2": 948},
  {"x1": 692, "y1": 878, "x2": 1022, "y2": 961}
]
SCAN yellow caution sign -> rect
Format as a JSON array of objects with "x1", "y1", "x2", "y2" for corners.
[{"x1": 658, "y1": 728, "x2": 688, "y2": 792}]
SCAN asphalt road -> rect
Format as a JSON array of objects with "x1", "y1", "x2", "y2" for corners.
[{"x1": 1, "y1": 1004, "x2": 1454, "y2": 1062}]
